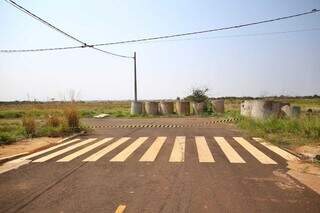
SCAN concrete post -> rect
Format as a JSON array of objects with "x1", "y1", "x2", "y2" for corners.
[
  {"x1": 212, "y1": 99, "x2": 225, "y2": 113},
  {"x1": 241, "y1": 100, "x2": 252, "y2": 117},
  {"x1": 130, "y1": 101, "x2": 143, "y2": 115},
  {"x1": 251, "y1": 100, "x2": 273, "y2": 119},
  {"x1": 192, "y1": 102, "x2": 206, "y2": 115},
  {"x1": 176, "y1": 101, "x2": 190, "y2": 116},
  {"x1": 145, "y1": 102, "x2": 158, "y2": 115},
  {"x1": 160, "y1": 101, "x2": 174, "y2": 114}
]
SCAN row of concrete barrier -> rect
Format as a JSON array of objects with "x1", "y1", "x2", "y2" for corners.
[{"x1": 131, "y1": 100, "x2": 225, "y2": 115}]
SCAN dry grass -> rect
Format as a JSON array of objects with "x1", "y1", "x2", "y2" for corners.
[
  {"x1": 22, "y1": 116, "x2": 36, "y2": 136},
  {"x1": 64, "y1": 105, "x2": 80, "y2": 131},
  {"x1": 47, "y1": 115, "x2": 61, "y2": 127}
]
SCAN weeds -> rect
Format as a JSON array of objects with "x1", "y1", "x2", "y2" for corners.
[
  {"x1": 22, "y1": 116, "x2": 36, "y2": 137},
  {"x1": 235, "y1": 115, "x2": 320, "y2": 147},
  {"x1": 64, "y1": 105, "x2": 80, "y2": 131},
  {"x1": 47, "y1": 115, "x2": 61, "y2": 127},
  {"x1": 0, "y1": 121, "x2": 25, "y2": 144}
]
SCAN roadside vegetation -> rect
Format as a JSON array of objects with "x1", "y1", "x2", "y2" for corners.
[
  {"x1": 0, "y1": 97, "x2": 319, "y2": 146},
  {"x1": 234, "y1": 114, "x2": 320, "y2": 147},
  {"x1": 0, "y1": 104, "x2": 84, "y2": 145},
  {"x1": 222, "y1": 98, "x2": 320, "y2": 147}
]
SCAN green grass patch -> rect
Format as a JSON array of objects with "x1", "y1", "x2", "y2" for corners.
[
  {"x1": 0, "y1": 121, "x2": 26, "y2": 144},
  {"x1": 235, "y1": 114, "x2": 320, "y2": 147}
]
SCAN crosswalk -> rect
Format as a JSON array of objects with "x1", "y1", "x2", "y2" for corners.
[{"x1": 24, "y1": 136, "x2": 299, "y2": 165}]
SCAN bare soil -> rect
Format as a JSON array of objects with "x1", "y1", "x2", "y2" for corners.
[{"x1": 0, "y1": 137, "x2": 62, "y2": 158}]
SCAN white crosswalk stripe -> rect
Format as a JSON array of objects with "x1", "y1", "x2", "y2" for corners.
[
  {"x1": 215, "y1": 137, "x2": 245, "y2": 163},
  {"x1": 253, "y1": 137, "x2": 299, "y2": 161},
  {"x1": 195, "y1": 136, "x2": 214, "y2": 162},
  {"x1": 140, "y1": 137, "x2": 166, "y2": 162},
  {"x1": 110, "y1": 137, "x2": 148, "y2": 162},
  {"x1": 169, "y1": 136, "x2": 185, "y2": 162},
  {"x1": 26, "y1": 136, "x2": 288, "y2": 165},
  {"x1": 22, "y1": 138, "x2": 80, "y2": 160},
  {"x1": 33, "y1": 138, "x2": 97, "y2": 162},
  {"x1": 57, "y1": 138, "x2": 113, "y2": 162},
  {"x1": 83, "y1": 137, "x2": 130, "y2": 162},
  {"x1": 233, "y1": 137, "x2": 277, "y2": 164}
]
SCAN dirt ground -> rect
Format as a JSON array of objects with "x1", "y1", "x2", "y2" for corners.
[{"x1": 0, "y1": 137, "x2": 62, "y2": 159}]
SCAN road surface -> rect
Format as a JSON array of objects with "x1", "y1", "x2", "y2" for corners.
[{"x1": 0, "y1": 118, "x2": 319, "y2": 213}]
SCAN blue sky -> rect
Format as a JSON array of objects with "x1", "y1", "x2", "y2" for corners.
[{"x1": 1, "y1": 0, "x2": 320, "y2": 101}]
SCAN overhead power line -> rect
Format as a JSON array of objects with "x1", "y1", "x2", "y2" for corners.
[
  {"x1": 1, "y1": 27, "x2": 320, "y2": 53},
  {"x1": 1, "y1": 7, "x2": 319, "y2": 54},
  {"x1": 140, "y1": 27, "x2": 320, "y2": 44},
  {"x1": 4, "y1": 0, "x2": 86, "y2": 45},
  {"x1": 93, "y1": 9, "x2": 320, "y2": 47},
  {"x1": 0, "y1": 45, "x2": 84, "y2": 53},
  {"x1": 3, "y1": 0, "x2": 133, "y2": 58}
]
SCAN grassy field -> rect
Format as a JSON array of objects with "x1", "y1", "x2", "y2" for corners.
[
  {"x1": 223, "y1": 98, "x2": 320, "y2": 147},
  {"x1": 0, "y1": 98, "x2": 319, "y2": 147},
  {"x1": 0, "y1": 101, "x2": 131, "y2": 119}
]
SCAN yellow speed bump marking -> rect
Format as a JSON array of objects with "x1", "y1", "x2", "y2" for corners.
[
  {"x1": 215, "y1": 137, "x2": 245, "y2": 163},
  {"x1": 139, "y1": 137, "x2": 167, "y2": 162},
  {"x1": 253, "y1": 137, "x2": 299, "y2": 161},
  {"x1": 110, "y1": 137, "x2": 148, "y2": 162},
  {"x1": 115, "y1": 204, "x2": 126, "y2": 213},
  {"x1": 169, "y1": 136, "x2": 185, "y2": 162},
  {"x1": 57, "y1": 137, "x2": 113, "y2": 162},
  {"x1": 233, "y1": 137, "x2": 277, "y2": 164},
  {"x1": 195, "y1": 136, "x2": 214, "y2": 162}
]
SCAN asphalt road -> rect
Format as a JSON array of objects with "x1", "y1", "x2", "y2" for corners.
[{"x1": 0, "y1": 118, "x2": 319, "y2": 213}]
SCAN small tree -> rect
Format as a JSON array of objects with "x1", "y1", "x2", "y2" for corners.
[{"x1": 185, "y1": 88, "x2": 209, "y2": 103}]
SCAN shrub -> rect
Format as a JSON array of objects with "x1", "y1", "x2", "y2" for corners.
[
  {"x1": 185, "y1": 87, "x2": 209, "y2": 103},
  {"x1": 0, "y1": 122, "x2": 26, "y2": 144},
  {"x1": 64, "y1": 106, "x2": 80, "y2": 131},
  {"x1": 47, "y1": 115, "x2": 61, "y2": 127},
  {"x1": 22, "y1": 116, "x2": 36, "y2": 136}
]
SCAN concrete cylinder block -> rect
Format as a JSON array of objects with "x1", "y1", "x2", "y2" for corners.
[
  {"x1": 282, "y1": 105, "x2": 301, "y2": 118},
  {"x1": 131, "y1": 101, "x2": 143, "y2": 115},
  {"x1": 251, "y1": 100, "x2": 274, "y2": 119},
  {"x1": 271, "y1": 102, "x2": 282, "y2": 118},
  {"x1": 144, "y1": 101, "x2": 159, "y2": 115},
  {"x1": 160, "y1": 101, "x2": 174, "y2": 114},
  {"x1": 240, "y1": 100, "x2": 252, "y2": 117},
  {"x1": 175, "y1": 101, "x2": 190, "y2": 116},
  {"x1": 212, "y1": 99, "x2": 225, "y2": 113},
  {"x1": 291, "y1": 106, "x2": 301, "y2": 118},
  {"x1": 192, "y1": 102, "x2": 206, "y2": 115}
]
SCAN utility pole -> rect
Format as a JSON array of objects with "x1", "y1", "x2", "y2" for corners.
[{"x1": 133, "y1": 52, "x2": 137, "y2": 102}]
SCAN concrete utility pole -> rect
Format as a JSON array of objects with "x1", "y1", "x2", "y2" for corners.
[
  {"x1": 130, "y1": 52, "x2": 143, "y2": 115},
  {"x1": 133, "y1": 52, "x2": 137, "y2": 102}
]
